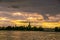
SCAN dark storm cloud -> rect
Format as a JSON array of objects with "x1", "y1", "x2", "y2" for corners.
[
  {"x1": 0, "y1": 0, "x2": 60, "y2": 21},
  {"x1": 9, "y1": 0, "x2": 60, "y2": 15},
  {"x1": 0, "y1": 0, "x2": 60, "y2": 14}
]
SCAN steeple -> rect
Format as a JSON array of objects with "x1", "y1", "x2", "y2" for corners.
[{"x1": 28, "y1": 22, "x2": 31, "y2": 27}]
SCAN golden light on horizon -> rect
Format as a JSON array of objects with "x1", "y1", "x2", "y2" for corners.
[
  {"x1": 42, "y1": 22, "x2": 60, "y2": 28},
  {"x1": 0, "y1": 17, "x2": 8, "y2": 20},
  {"x1": 11, "y1": 20, "x2": 28, "y2": 26},
  {"x1": 10, "y1": 20, "x2": 60, "y2": 28}
]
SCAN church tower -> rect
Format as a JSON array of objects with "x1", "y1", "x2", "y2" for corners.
[
  {"x1": 27, "y1": 22, "x2": 31, "y2": 29},
  {"x1": 28, "y1": 22, "x2": 31, "y2": 27}
]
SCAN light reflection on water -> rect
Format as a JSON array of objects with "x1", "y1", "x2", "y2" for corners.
[{"x1": 0, "y1": 31, "x2": 60, "y2": 40}]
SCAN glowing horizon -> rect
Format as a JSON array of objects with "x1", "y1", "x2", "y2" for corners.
[{"x1": 0, "y1": 12, "x2": 60, "y2": 28}]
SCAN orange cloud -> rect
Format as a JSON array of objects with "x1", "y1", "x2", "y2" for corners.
[
  {"x1": 12, "y1": 12, "x2": 44, "y2": 22},
  {"x1": 0, "y1": 17, "x2": 10, "y2": 21},
  {"x1": 12, "y1": 12, "x2": 23, "y2": 16}
]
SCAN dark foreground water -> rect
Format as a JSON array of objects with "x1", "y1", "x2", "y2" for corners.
[{"x1": 0, "y1": 31, "x2": 60, "y2": 40}]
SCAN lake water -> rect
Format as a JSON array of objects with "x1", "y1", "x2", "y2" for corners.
[{"x1": 0, "y1": 31, "x2": 60, "y2": 40}]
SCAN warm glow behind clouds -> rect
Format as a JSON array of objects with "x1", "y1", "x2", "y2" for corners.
[
  {"x1": 13, "y1": 12, "x2": 23, "y2": 16},
  {"x1": 0, "y1": 17, "x2": 8, "y2": 20},
  {"x1": 11, "y1": 20, "x2": 28, "y2": 26},
  {"x1": 0, "y1": 12, "x2": 60, "y2": 28}
]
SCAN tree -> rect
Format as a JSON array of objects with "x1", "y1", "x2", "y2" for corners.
[
  {"x1": 38, "y1": 26, "x2": 44, "y2": 31},
  {"x1": 55, "y1": 27, "x2": 59, "y2": 32}
]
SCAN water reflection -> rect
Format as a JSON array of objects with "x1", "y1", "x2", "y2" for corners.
[{"x1": 0, "y1": 31, "x2": 60, "y2": 40}]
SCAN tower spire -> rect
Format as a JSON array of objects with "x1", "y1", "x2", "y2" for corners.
[{"x1": 28, "y1": 22, "x2": 31, "y2": 27}]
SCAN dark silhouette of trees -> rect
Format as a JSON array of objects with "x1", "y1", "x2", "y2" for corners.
[
  {"x1": 38, "y1": 27, "x2": 44, "y2": 31},
  {"x1": 0, "y1": 23, "x2": 44, "y2": 31},
  {"x1": 55, "y1": 27, "x2": 60, "y2": 32},
  {"x1": 5, "y1": 26, "x2": 12, "y2": 30},
  {"x1": 0, "y1": 22, "x2": 60, "y2": 32},
  {"x1": 0, "y1": 26, "x2": 60, "y2": 32},
  {"x1": 55, "y1": 27, "x2": 58, "y2": 32},
  {"x1": 32, "y1": 26, "x2": 37, "y2": 31}
]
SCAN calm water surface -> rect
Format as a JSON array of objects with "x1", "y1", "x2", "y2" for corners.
[{"x1": 0, "y1": 31, "x2": 60, "y2": 40}]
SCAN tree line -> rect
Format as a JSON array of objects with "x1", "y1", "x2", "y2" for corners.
[
  {"x1": 0, "y1": 26, "x2": 44, "y2": 31},
  {"x1": 54, "y1": 27, "x2": 60, "y2": 32},
  {"x1": 0, "y1": 26, "x2": 60, "y2": 32}
]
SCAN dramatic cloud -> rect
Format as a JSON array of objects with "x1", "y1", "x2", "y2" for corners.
[{"x1": 0, "y1": 0, "x2": 60, "y2": 27}]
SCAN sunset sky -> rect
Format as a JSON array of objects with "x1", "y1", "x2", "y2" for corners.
[{"x1": 0, "y1": 0, "x2": 60, "y2": 28}]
